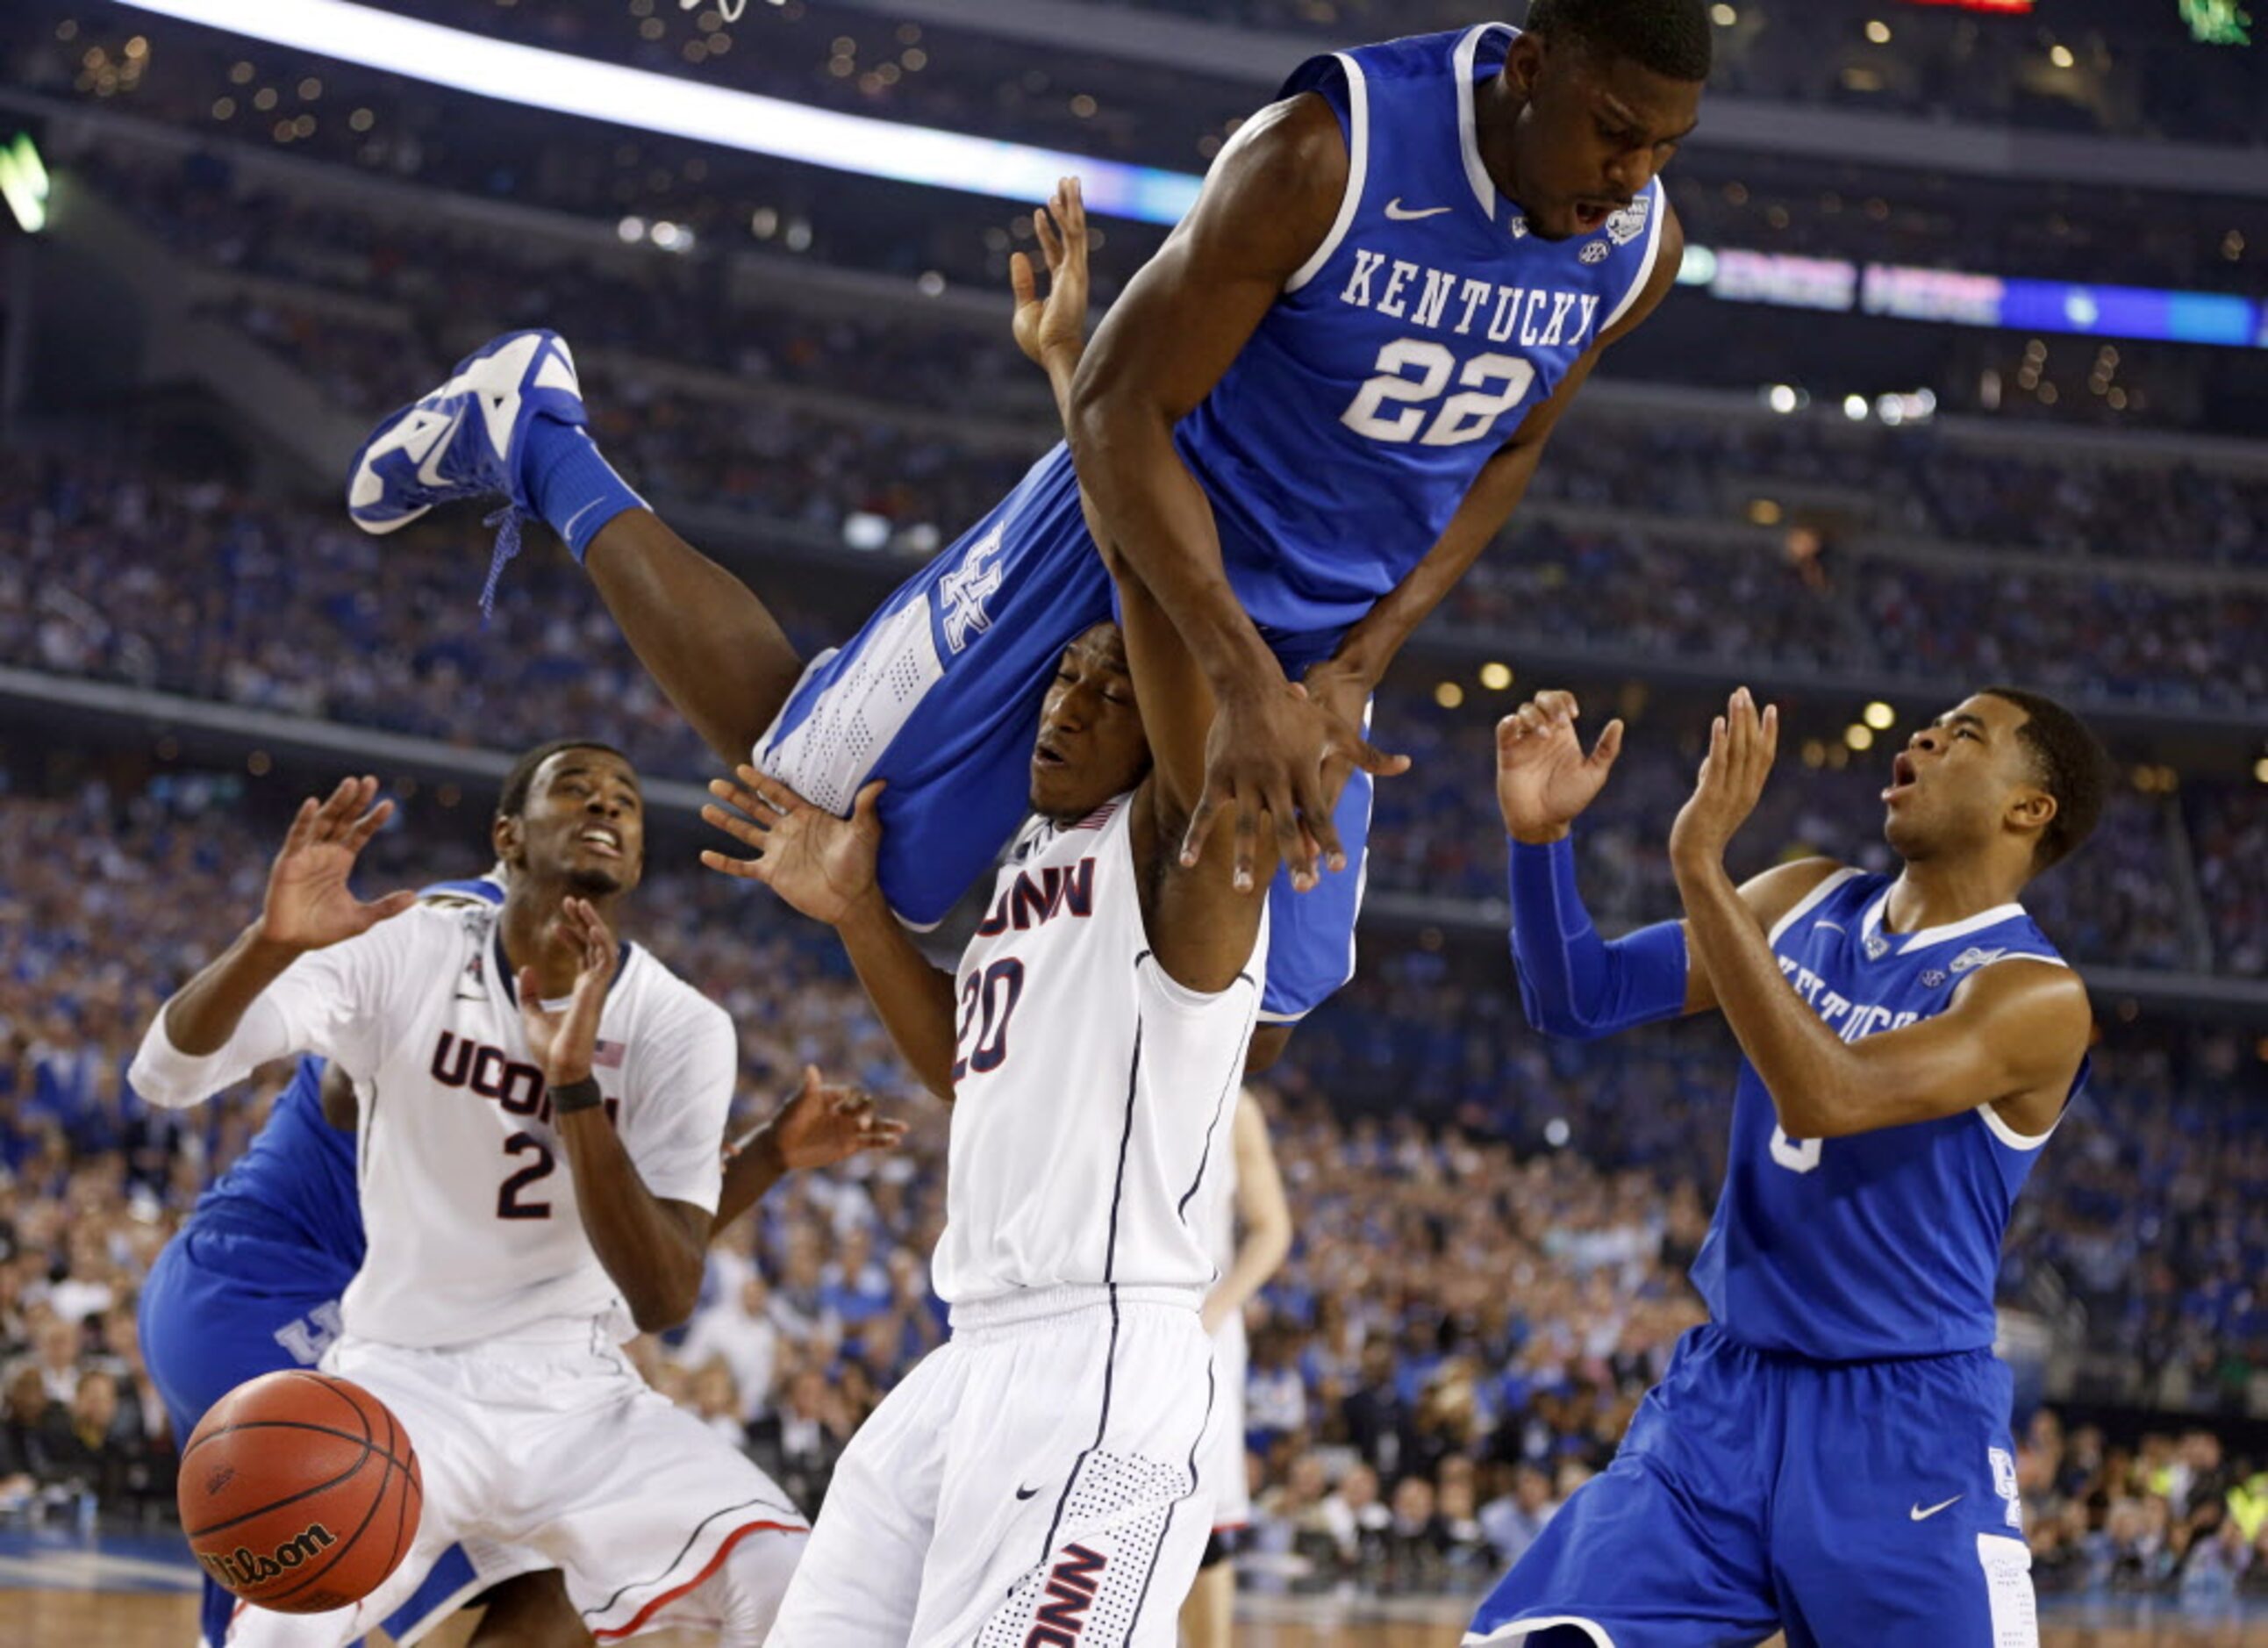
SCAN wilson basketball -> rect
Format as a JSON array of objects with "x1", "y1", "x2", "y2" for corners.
[{"x1": 177, "y1": 1370, "x2": 423, "y2": 1615}]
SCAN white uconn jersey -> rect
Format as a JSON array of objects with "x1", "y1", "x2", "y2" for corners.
[
  {"x1": 154, "y1": 902, "x2": 734, "y2": 1348},
  {"x1": 931, "y1": 798, "x2": 1266, "y2": 1307}
]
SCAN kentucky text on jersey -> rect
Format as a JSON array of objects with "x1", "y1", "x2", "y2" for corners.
[
  {"x1": 1774, "y1": 956, "x2": 1924, "y2": 1043},
  {"x1": 1335, "y1": 253, "x2": 1604, "y2": 351}
]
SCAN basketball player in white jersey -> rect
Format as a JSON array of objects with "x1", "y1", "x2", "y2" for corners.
[
  {"x1": 1183, "y1": 1089, "x2": 1291, "y2": 1647},
  {"x1": 129, "y1": 742, "x2": 819, "y2": 1646},
  {"x1": 696, "y1": 185, "x2": 1270, "y2": 1645}
]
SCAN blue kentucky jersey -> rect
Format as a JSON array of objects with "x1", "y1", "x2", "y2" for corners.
[
  {"x1": 1691, "y1": 869, "x2": 2086, "y2": 1362},
  {"x1": 183, "y1": 874, "x2": 505, "y2": 1265},
  {"x1": 1175, "y1": 23, "x2": 1666, "y2": 640}
]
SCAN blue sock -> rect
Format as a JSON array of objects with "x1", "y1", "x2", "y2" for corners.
[{"x1": 520, "y1": 416, "x2": 644, "y2": 562}]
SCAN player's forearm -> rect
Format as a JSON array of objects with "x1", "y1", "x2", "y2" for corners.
[
  {"x1": 157, "y1": 925, "x2": 306, "y2": 1057},
  {"x1": 1206, "y1": 1222, "x2": 1291, "y2": 1326},
  {"x1": 836, "y1": 895, "x2": 961, "y2": 1102},
  {"x1": 555, "y1": 1109, "x2": 708, "y2": 1331},
  {"x1": 1067, "y1": 395, "x2": 1279, "y2": 696},
  {"x1": 1673, "y1": 856, "x2": 1855, "y2": 1136},
  {"x1": 713, "y1": 1124, "x2": 790, "y2": 1232}
]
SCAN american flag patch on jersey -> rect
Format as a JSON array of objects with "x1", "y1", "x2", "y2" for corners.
[
  {"x1": 1074, "y1": 800, "x2": 1122, "y2": 831},
  {"x1": 592, "y1": 1039, "x2": 625, "y2": 1070}
]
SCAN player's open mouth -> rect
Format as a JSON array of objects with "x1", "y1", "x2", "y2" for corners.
[
  {"x1": 579, "y1": 826, "x2": 624, "y2": 857},
  {"x1": 1034, "y1": 742, "x2": 1068, "y2": 770},
  {"x1": 1881, "y1": 752, "x2": 1919, "y2": 804},
  {"x1": 1573, "y1": 198, "x2": 1622, "y2": 232}
]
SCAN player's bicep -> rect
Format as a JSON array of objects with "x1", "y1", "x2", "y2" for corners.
[
  {"x1": 1072, "y1": 94, "x2": 1343, "y2": 426},
  {"x1": 1839, "y1": 963, "x2": 2089, "y2": 1136}
]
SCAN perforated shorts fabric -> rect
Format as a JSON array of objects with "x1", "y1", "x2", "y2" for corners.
[{"x1": 769, "y1": 1290, "x2": 1217, "y2": 1647}]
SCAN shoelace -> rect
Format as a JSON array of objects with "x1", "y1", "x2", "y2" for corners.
[{"x1": 478, "y1": 505, "x2": 526, "y2": 621}]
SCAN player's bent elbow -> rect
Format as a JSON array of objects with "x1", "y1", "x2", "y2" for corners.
[
  {"x1": 630, "y1": 1280, "x2": 700, "y2": 1336},
  {"x1": 124, "y1": 1052, "x2": 204, "y2": 1110}
]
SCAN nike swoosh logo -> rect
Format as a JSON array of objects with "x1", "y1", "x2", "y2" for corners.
[
  {"x1": 562, "y1": 498, "x2": 605, "y2": 541},
  {"x1": 416, "y1": 405, "x2": 465, "y2": 489},
  {"x1": 1014, "y1": 1485, "x2": 1041, "y2": 1501},
  {"x1": 1910, "y1": 1496, "x2": 1963, "y2": 1522},
  {"x1": 1384, "y1": 197, "x2": 1454, "y2": 221}
]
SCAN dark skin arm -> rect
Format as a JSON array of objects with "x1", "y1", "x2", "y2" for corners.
[
  {"x1": 1069, "y1": 93, "x2": 1400, "y2": 892},
  {"x1": 1494, "y1": 686, "x2": 1842, "y2": 1018},
  {"x1": 1669, "y1": 691, "x2": 2090, "y2": 1142},
  {"x1": 519, "y1": 899, "x2": 709, "y2": 1333},
  {"x1": 712, "y1": 1066, "x2": 905, "y2": 1229},
  {"x1": 1021, "y1": 180, "x2": 1274, "y2": 989},
  {"x1": 157, "y1": 777, "x2": 414, "y2": 1059},
  {"x1": 701, "y1": 775, "x2": 962, "y2": 1104}
]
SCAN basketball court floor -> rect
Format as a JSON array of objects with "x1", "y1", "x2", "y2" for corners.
[{"x1": 4, "y1": 1527, "x2": 2263, "y2": 1647}]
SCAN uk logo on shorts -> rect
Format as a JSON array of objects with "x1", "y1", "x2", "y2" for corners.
[
  {"x1": 1990, "y1": 1445, "x2": 2022, "y2": 1529},
  {"x1": 941, "y1": 525, "x2": 1007, "y2": 656}
]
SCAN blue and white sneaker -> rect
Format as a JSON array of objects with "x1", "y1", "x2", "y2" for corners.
[{"x1": 346, "y1": 329, "x2": 585, "y2": 537}]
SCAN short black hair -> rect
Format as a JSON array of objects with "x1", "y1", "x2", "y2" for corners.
[
  {"x1": 497, "y1": 739, "x2": 633, "y2": 820},
  {"x1": 1979, "y1": 688, "x2": 2109, "y2": 875},
  {"x1": 1527, "y1": 0, "x2": 1714, "y2": 82}
]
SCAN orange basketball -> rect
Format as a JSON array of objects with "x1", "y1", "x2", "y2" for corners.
[{"x1": 177, "y1": 1370, "x2": 423, "y2": 1615}]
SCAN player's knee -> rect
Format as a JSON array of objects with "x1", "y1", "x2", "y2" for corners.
[{"x1": 466, "y1": 1571, "x2": 591, "y2": 1648}]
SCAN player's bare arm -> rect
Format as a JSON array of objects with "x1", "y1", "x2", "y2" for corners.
[
  {"x1": 1199, "y1": 1094, "x2": 1292, "y2": 1338},
  {"x1": 1669, "y1": 688, "x2": 2092, "y2": 1142},
  {"x1": 1017, "y1": 175, "x2": 1281, "y2": 986},
  {"x1": 1315, "y1": 206, "x2": 1685, "y2": 727},
  {"x1": 1069, "y1": 92, "x2": 1403, "y2": 893},
  {"x1": 149, "y1": 776, "x2": 413, "y2": 1065},
  {"x1": 714, "y1": 1065, "x2": 906, "y2": 1231},
  {"x1": 519, "y1": 898, "x2": 710, "y2": 1331},
  {"x1": 1498, "y1": 688, "x2": 1837, "y2": 1021},
  {"x1": 702, "y1": 770, "x2": 962, "y2": 1102}
]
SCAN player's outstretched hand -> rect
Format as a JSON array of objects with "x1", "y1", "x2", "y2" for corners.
[
  {"x1": 256, "y1": 776, "x2": 417, "y2": 953},
  {"x1": 759, "y1": 1065, "x2": 908, "y2": 1172},
  {"x1": 1670, "y1": 686, "x2": 1779, "y2": 873},
  {"x1": 1011, "y1": 176, "x2": 1090, "y2": 374},
  {"x1": 1185, "y1": 673, "x2": 1410, "y2": 894},
  {"x1": 701, "y1": 767, "x2": 884, "y2": 927},
  {"x1": 517, "y1": 897, "x2": 619, "y2": 1086},
  {"x1": 1497, "y1": 690, "x2": 1624, "y2": 843}
]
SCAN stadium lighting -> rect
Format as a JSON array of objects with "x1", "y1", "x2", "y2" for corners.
[
  {"x1": 1766, "y1": 384, "x2": 1799, "y2": 414},
  {"x1": 1864, "y1": 701, "x2": 1897, "y2": 731},
  {"x1": 1843, "y1": 394, "x2": 1871, "y2": 420},
  {"x1": 111, "y1": 0, "x2": 1206, "y2": 226},
  {"x1": 1845, "y1": 724, "x2": 1876, "y2": 752},
  {"x1": 1434, "y1": 682, "x2": 1466, "y2": 710},
  {"x1": 0, "y1": 133, "x2": 50, "y2": 233},
  {"x1": 1479, "y1": 662, "x2": 1514, "y2": 691}
]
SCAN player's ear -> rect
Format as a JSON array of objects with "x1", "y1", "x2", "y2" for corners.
[
  {"x1": 1503, "y1": 30, "x2": 1547, "y2": 97},
  {"x1": 492, "y1": 812, "x2": 524, "y2": 868},
  {"x1": 2007, "y1": 784, "x2": 2057, "y2": 844}
]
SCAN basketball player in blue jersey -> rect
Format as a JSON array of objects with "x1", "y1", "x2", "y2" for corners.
[
  {"x1": 343, "y1": 0, "x2": 1710, "y2": 1052},
  {"x1": 1467, "y1": 683, "x2": 2112, "y2": 1648}
]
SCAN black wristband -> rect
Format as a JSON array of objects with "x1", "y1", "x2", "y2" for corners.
[{"x1": 549, "y1": 1075, "x2": 604, "y2": 1114}]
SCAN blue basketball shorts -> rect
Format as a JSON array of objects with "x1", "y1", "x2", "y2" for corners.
[
  {"x1": 756, "y1": 441, "x2": 1374, "y2": 1023},
  {"x1": 1466, "y1": 1323, "x2": 2038, "y2": 1648},
  {"x1": 140, "y1": 1226, "x2": 494, "y2": 1648}
]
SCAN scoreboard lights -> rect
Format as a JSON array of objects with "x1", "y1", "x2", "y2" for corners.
[
  {"x1": 1900, "y1": 1, "x2": 2036, "y2": 12},
  {"x1": 0, "y1": 133, "x2": 47, "y2": 233}
]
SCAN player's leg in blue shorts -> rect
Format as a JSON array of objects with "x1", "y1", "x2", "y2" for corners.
[
  {"x1": 140, "y1": 1229, "x2": 489, "y2": 1647},
  {"x1": 1768, "y1": 1351, "x2": 2037, "y2": 1648},
  {"x1": 758, "y1": 441, "x2": 1377, "y2": 1021},
  {"x1": 1465, "y1": 1324, "x2": 1782, "y2": 1648}
]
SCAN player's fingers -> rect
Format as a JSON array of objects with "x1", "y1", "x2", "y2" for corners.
[
  {"x1": 1346, "y1": 730, "x2": 1412, "y2": 780},
  {"x1": 311, "y1": 777, "x2": 358, "y2": 837},
  {"x1": 1268, "y1": 780, "x2": 1315, "y2": 890},
  {"x1": 851, "y1": 779, "x2": 887, "y2": 825},
  {"x1": 802, "y1": 1064, "x2": 825, "y2": 1098},
  {"x1": 1060, "y1": 175, "x2": 1086, "y2": 236},
  {"x1": 1535, "y1": 689, "x2": 1580, "y2": 723},
  {"x1": 743, "y1": 767, "x2": 808, "y2": 817},
  {"x1": 1591, "y1": 718, "x2": 1627, "y2": 769},
  {"x1": 1231, "y1": 793, "x2": 1268, "y2": 893},
  {"x1": 281, "y1": 796, "x2": 319, "y2": 855},
  {"x1": 1291, "y1": 767, "x2": 1348, "y2": 877},
  {"x1": 1034, "y1": 205, "x2": 1065, "y2": 275},
  {"x1": 1010, "y1": 250, "x2": 1037, "y2": 309},
  {"x1": 701, "y1": 802, "x2": 771, "y2": 850},
  {"x1": 516, "y1": 965, "x2": 543, "y2": 1007},
  {"x1": 344, "y1": 799, "x2": 394, "y2": 853},
  {"x1": 1178, "y1": 788, "x2": 1223, "y2": 869},
  {"x1": 700, "y1": 848, "x2": 766, "y2": 882}
]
